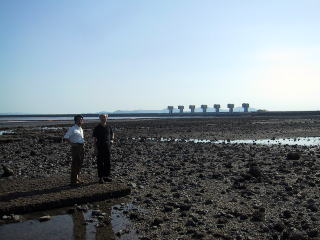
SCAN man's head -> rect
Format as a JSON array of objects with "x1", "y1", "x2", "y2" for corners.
[
  {"x1": 74, "y1": 115, "x2": 84, "y2": 126},
  {"x1": 99, "y1": 114, "x2": 108, "y2": 124}
]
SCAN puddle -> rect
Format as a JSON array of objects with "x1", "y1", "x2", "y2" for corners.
[
  {"x1": 0, "y1": 202, "x2": 139, "y2": 240},
  {"x1": 111, "y1": 203, "x2": 139, "y2": 239},
  {"x1": 215, "y1": 137, "x2": 320, "y2": 146},
  {"x1": 39, "y1": 127, "x2": 63, "y2": 130},
  {"x1": 159, "y1": 137, "x2": 212, "y2": 143},
  {"x1": 133, "y1": 136, "x2": 320, "y2": 146},
  {"x1": 0, "y1": 130, "x2": 14, "y2": 135},
  {"x1": 0, "y1": 214, "x2": 73, "y2": 240}
]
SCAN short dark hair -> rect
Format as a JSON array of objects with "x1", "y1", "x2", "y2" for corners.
[{"x1": 74, "y1": 114, "x2": 83, "y2": 122}]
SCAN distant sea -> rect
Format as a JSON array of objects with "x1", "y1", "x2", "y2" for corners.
[
  {"x1": 0, "y1": 110, "x2": 258, "y2": 122},
  {"x1": 0, "y1": 116, "x2": 162, "y2": 122}
]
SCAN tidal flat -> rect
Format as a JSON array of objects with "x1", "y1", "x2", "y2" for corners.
[{"x1": 1, "y1": 116, "x2": 320, "y2": 239}]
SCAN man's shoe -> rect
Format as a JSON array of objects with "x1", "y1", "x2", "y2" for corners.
[
  {"x1": 104, "y1": 177, "x2": 112, "y2": 182},
  {"x1": 99, "y1": 178, "x2": 105, "y2": 184}
]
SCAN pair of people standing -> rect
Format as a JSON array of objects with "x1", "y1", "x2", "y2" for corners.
[{"x1": 63, "y1": 114, "x2": 114, "y2": 186}]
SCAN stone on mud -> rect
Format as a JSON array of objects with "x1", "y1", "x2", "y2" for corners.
[
  {"x1": 39, "y1": 215, "x2": 51, "y2": 222},
  {"x1": 286, "y1": 152, "x2": 300, "y2": 160}
]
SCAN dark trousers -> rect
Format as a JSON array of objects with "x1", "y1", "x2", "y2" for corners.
[
  {"x1": 71, "y1": 144, "x2": 84, "y2": 184},
  {"x1": 97, "y1": 145, "x2": 111, "y2": 178}
]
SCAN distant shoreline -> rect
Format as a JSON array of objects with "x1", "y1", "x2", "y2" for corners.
[{"x1": 1, "y1": 111, "x2": 320, "y2": 119}]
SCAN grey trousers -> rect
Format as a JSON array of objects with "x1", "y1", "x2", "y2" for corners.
[{"x1": 70, "y1": 143, "x2": 84, "y2": 184}]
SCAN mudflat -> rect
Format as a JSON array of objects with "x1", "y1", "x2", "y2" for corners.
[
  {"x1": 1, "y1": 115, "x2": 320, "y2": 239},
  {"x1": 0, "y1": 174, "x2": 130, "y2": 215}
]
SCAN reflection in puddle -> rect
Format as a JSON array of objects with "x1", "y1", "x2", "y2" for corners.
[
  {"x1": 0, "y1": 202, "x2": 139, "y2": 240},
  {"x1": 134, "y1": 136, "x2": 320, "y2": 146}
]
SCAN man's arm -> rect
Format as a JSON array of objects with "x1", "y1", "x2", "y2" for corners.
[
  {"x1": 93, "y1": 137, "x2": 99, "y2": 155},
  {"x1": 110, "y1": 127, "x2": 114, "y2": 143},
  {"x1": 64, "y1": 127, "x2": 72, "y2": 144},
  {"x1": 93, "y1": 127, "x2": 98, "y2": 155},
  {"x1": 92, "y1": 127, "x2": 97, "y2": 144}
]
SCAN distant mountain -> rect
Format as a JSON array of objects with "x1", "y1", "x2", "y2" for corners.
[
  {"x1": 112, "y1": 109, "x2": 168, "y2": 114},
  {"x1": 0, "y1": 112, "x2": 28, "y2": 115}
]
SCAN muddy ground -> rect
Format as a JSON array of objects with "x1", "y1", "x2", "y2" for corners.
[{"x1": 1, "y1": 115, "x2": 320, "y2": 239}]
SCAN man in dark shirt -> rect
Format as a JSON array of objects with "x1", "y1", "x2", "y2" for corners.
[{"x1": 93, "y1": 114, "x2": 114, "y2": 183}]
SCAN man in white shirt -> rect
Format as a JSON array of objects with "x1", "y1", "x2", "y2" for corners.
[{"x1": 64, "y1": 115, "x2": 85, "y2": 186}]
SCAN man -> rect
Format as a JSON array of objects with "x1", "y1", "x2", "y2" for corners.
[
  {"x1": 93, "y1": 114, "x2": 114, "y2": 183},
  {"x1": 64, "y1": 115, "x2": 85, "y2": 186}
]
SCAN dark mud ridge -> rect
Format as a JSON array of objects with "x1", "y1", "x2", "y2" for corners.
[{"x1": 0, "y1": 175, "x2": 130, "y2": 215}]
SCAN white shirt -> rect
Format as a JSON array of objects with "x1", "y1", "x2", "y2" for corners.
[{"x1": 64, "y1": 125, "x2": 84, "y2": 144}]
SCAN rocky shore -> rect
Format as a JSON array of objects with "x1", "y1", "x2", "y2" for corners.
[{"x1": 1, "y1": 115, "x2": 320, "y2": 239}]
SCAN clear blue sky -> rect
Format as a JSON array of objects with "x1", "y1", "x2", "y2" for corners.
[{"x1": 1, "y1": 0, "x2": 320, "y2": 113}]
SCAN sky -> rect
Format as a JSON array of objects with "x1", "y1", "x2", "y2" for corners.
[{"x1": 1, "y1": 0, "x2": 320, "y2": 113}]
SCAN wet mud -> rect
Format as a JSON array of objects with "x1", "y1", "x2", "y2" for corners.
[{"x1": 1, "y1": 115, "x2": 320, "y2": 239}]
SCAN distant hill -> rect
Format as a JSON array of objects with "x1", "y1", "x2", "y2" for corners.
[
  {"x1": 112, "y1": 109, "x2": 168, "y2": 114},
  {"x1": 0, "y1": 112, "x2": 28, "y2": 115}
]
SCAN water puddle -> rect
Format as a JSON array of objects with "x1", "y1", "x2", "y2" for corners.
[
  {"x1": 0, "y1": 130, "x2": 14, "y2": 135},
  {"x1": 0, "y1": 201, "x2": 139, "y2": 240},
  {"x1": 0, "y1": 214, "x2": 73, "y2": 240},
  {"x1": 39, "y1": 127, "x2": 64, "y2": 130},
  {"x1": 216, "y1": 137, "x2": 320, "y2": 146},
  {"x1": 111, "y1": 203, "x2": 139, "y2": 239},
  {"x1": 133, "y1": 136, "x2": 320, "y2": 146}
]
